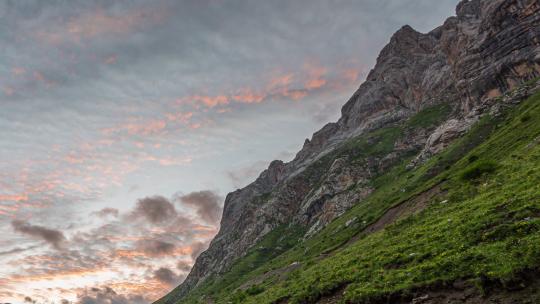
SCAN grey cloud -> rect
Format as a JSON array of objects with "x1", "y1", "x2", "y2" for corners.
[
  {"x1": 136, "y1": 239, "x2": 176, "y2": 256},
  {"x1": 190, "y1": 241, "x2": 210, "y2": 260},
  {"x1": 76, "y1": 287, "x2": 147, "y2": 304},
  {"x1": 177, "y1": 191, "x2": 222, "y2": 224},
  {"x1": 0, "y1": 0, "x2": 459, "y2": 108},
  {"x1": 16, "y1": 249, "x2": 110, "y2": 278},
  {"x1": 0, "y1": 245, "x2": 39, "y2": 256},
  {"x1": 311, "y1": 96, "x2": 347, "y2": 123},
  {"x1": 226, "y1": 150, "x2": 296, "y2": 189},
  {"x1": 153, "y1": 267, "x2": 184, "y2": 286},
  {"x1": 227, "y1": 160, "x2": 268, "y2": 189},
  {"x1": 92, "y1": 208, "x2": 119, "y2": 218},
  {"x1": 176, "y1": 260, "x2": 192, "y2": 272},
  {"x1": 131, "y1": 196, "x2": 177, "y2": 224},
  {"x1": 11, "y1": 220, "x2": 66, "y2": 250}
]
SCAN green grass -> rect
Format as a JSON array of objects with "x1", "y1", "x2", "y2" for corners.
[
  {"x1": 405, "y1": 103, "x2": 452, "y2": 129},
  {"x1": 169, "y1": 224, "x2": 306, "y2": 303},
  {"x1": 523, "y1": 76, "x2": 540, "y2": 87},
  {"x1": 173, "y1": 92, "x2": 540, "y2": 304}
]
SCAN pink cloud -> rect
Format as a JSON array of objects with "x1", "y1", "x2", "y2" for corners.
[
  {"x1": 282, "y1": 90, "x2": 308, "y2": 100},
  {"x1": 341, "y1": 68, "x2": 359, "y2": 83},
  {"x1": 305, "y1": 78, "x2": 326, "y2": 89},
  {"x1": 34, "y1": 7, "x2": 168, "y2": 46},
  {"x1": 3, "y1": 86, "x2": 15, "y2": 96},
  {"x1": 268, "y1": 73, "x2": 294, "y2": 89},
  {"x1": 165, "y1": 111, "x2": 193, "y2": 122},
  {"x1": 32, "y1": 71, "x2": 56, "y2": 88},
  {"x1": 304, "y1": 63, "x2": 327, "y2": 89},
  {"x1": 231, "y1": 89, "x2": 265, "y2": 104},
  {"x1": 64, "y1": 153, "x2": 85, "y2": 164},
  {"x1": 33, "y1": 71, "x2": 44, "y2": 82},
  {"x1": 102, "y1": 119, "x2": 167, "y2": 137},
  {"x1": 104, "y1": 55, "x2": 118, "y2": 65},
  {"x1": 170, "y1": 61, "x2": 361, "y2": 109},
  {"x1": 157, "y1": 157, "x2": 192, "y2": 166},
  {"x1": 0, "y1": 194, "x2": 29, "y2": 202},
  {"x1": 190, "y1": 95, "x2": 229, "y2": 108},
  {"x1": 11, "y1": 67, "x2": 26, "y2": 76}
]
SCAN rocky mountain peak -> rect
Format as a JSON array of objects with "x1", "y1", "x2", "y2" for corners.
[
  {"x1": 387, "y1": 24, "x2": 422, "y2": 47},
  {"x1": 456, "y1": 0, "x2": 482, "y2": 19}
]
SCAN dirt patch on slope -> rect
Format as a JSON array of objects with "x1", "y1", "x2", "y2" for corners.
[
  {"x1": 366, "y1": 183, "x2": 445, "y2": 234},
  {"x1": 342, "y1": 183, "x2": 446, "y2": 248},
  {"x1": 239, "y1": 262, "x2": 302, "y2": 291}
]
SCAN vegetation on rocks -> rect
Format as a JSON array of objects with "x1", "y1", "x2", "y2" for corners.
[
  {"x1": 405, "y1": 103, "x2": 452, "y2": 130},
  {"x1": 173, "y1": 92, "x2": 540, "y2": 303}
]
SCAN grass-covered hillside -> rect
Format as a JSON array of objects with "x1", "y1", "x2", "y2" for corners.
[{"x1": 165, "y1": 88, "x2": 540, "y2": 303}]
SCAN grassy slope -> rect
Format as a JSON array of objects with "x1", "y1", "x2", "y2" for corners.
[{"x1": 175, "y1": 93, "x2": 540, "y2": 303}]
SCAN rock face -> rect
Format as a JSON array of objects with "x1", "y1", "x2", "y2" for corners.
[{"x1": 163, "y1": 0, "x2": 540, "y2": 301}]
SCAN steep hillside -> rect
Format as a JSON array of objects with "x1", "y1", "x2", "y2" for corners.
[
  {"x1": 157, "y1": 0, "x2": 540, "y2": 303},
  {"x1": 163, "y1": 80, "x2": 540, "y2": 304}
]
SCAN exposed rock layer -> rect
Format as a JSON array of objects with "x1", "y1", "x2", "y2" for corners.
[{"x1": 163, "y1": 0, "x2": 540, "y2": 301}]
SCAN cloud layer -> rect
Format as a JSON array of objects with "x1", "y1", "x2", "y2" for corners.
[
  {"x1": 76, "y1": 287, "x2": 148, "y2": 304},
  {"x1": 3, "y1": 191, "x2": 221, "y2": 303}
]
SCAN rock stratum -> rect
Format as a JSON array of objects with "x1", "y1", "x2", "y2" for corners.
[{"x1": 159, "y1": 0, "x2": 540, "y2": 303}]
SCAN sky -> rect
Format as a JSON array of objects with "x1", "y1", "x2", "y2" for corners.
[{"x1": 0, "y1": 1, "x2": 459, "y2": 303}]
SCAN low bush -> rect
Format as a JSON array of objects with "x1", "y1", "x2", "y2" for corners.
[{"x1": 460, "y1": 161, "x2": 497, "y2": 181}]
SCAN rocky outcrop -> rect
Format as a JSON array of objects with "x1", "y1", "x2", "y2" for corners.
[
  {"x1": 299, "y1": 156, "x2": 373, "y2": 238},
  {"x1": 411, "y1": 78, "x2": 540, "y2": 168},
  {"x1": 161, "y1": 1, "x2": 540, "y2": 302}
]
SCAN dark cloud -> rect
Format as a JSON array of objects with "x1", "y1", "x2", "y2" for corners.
[
  {"x1": 177, "y1": 191, "x2": 222, "y2": 224},
  {"x1": 226, "y1": 151, "x2": 295, "y2": 188},
  {"x1": 131, "y1": 196, "x2": 177, "y2": 224},
  {"x1": 153, "y1": 267, "x2": 184, "y2": 286},
  {"x1": 92, "y1": 208, "x2": 119, "y2": 218},
  {"x1": 15, "y1": 249, "x2": 110, "y2": 279},
  {"x1": 189, "y1": 241, "x2": 209, "y2": 260},
  {"x1": 177, "y1": 260, "x2": 192, "y2": 272},
  {"x1": 227, "y1": 160, "x2": 269, "y2": 189},
  {"x1": 312, "y1": 97, "x2": 344, "y2": 123},
  {"x1": 76, "y1": 287, "x2": 147, "y2": 304},
  {"x1": 135, "y1": 239, "x2": 175, "y2": 256},
  {"x1": 0, "y1": 245, "x2": 39, "y2": 256},
  {"x1": 11, "y1": 220, "x2": 66, "y2": 250}
]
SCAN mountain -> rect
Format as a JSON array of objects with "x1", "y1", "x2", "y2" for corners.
[{"x1": 157, "y1": 0, "x2": 540, "y2": 303}]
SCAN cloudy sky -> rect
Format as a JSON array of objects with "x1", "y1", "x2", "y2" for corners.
[{"x1": 0, "y1": 1, "x2": 458, "y2": 303}]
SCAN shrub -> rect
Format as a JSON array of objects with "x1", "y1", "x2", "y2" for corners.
[
  {"x1": 245, "y1": 285, "x2": 265, "y2": 296},
  {"x1": 460, "y1": 161, "x2": 498, "y2": 181},
  {"x1": 520, "y1": 114, "x2": 532, "y2": 123},
  {"x1": 468, "y1": 155, "x2": 479, "y2": 163}
]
